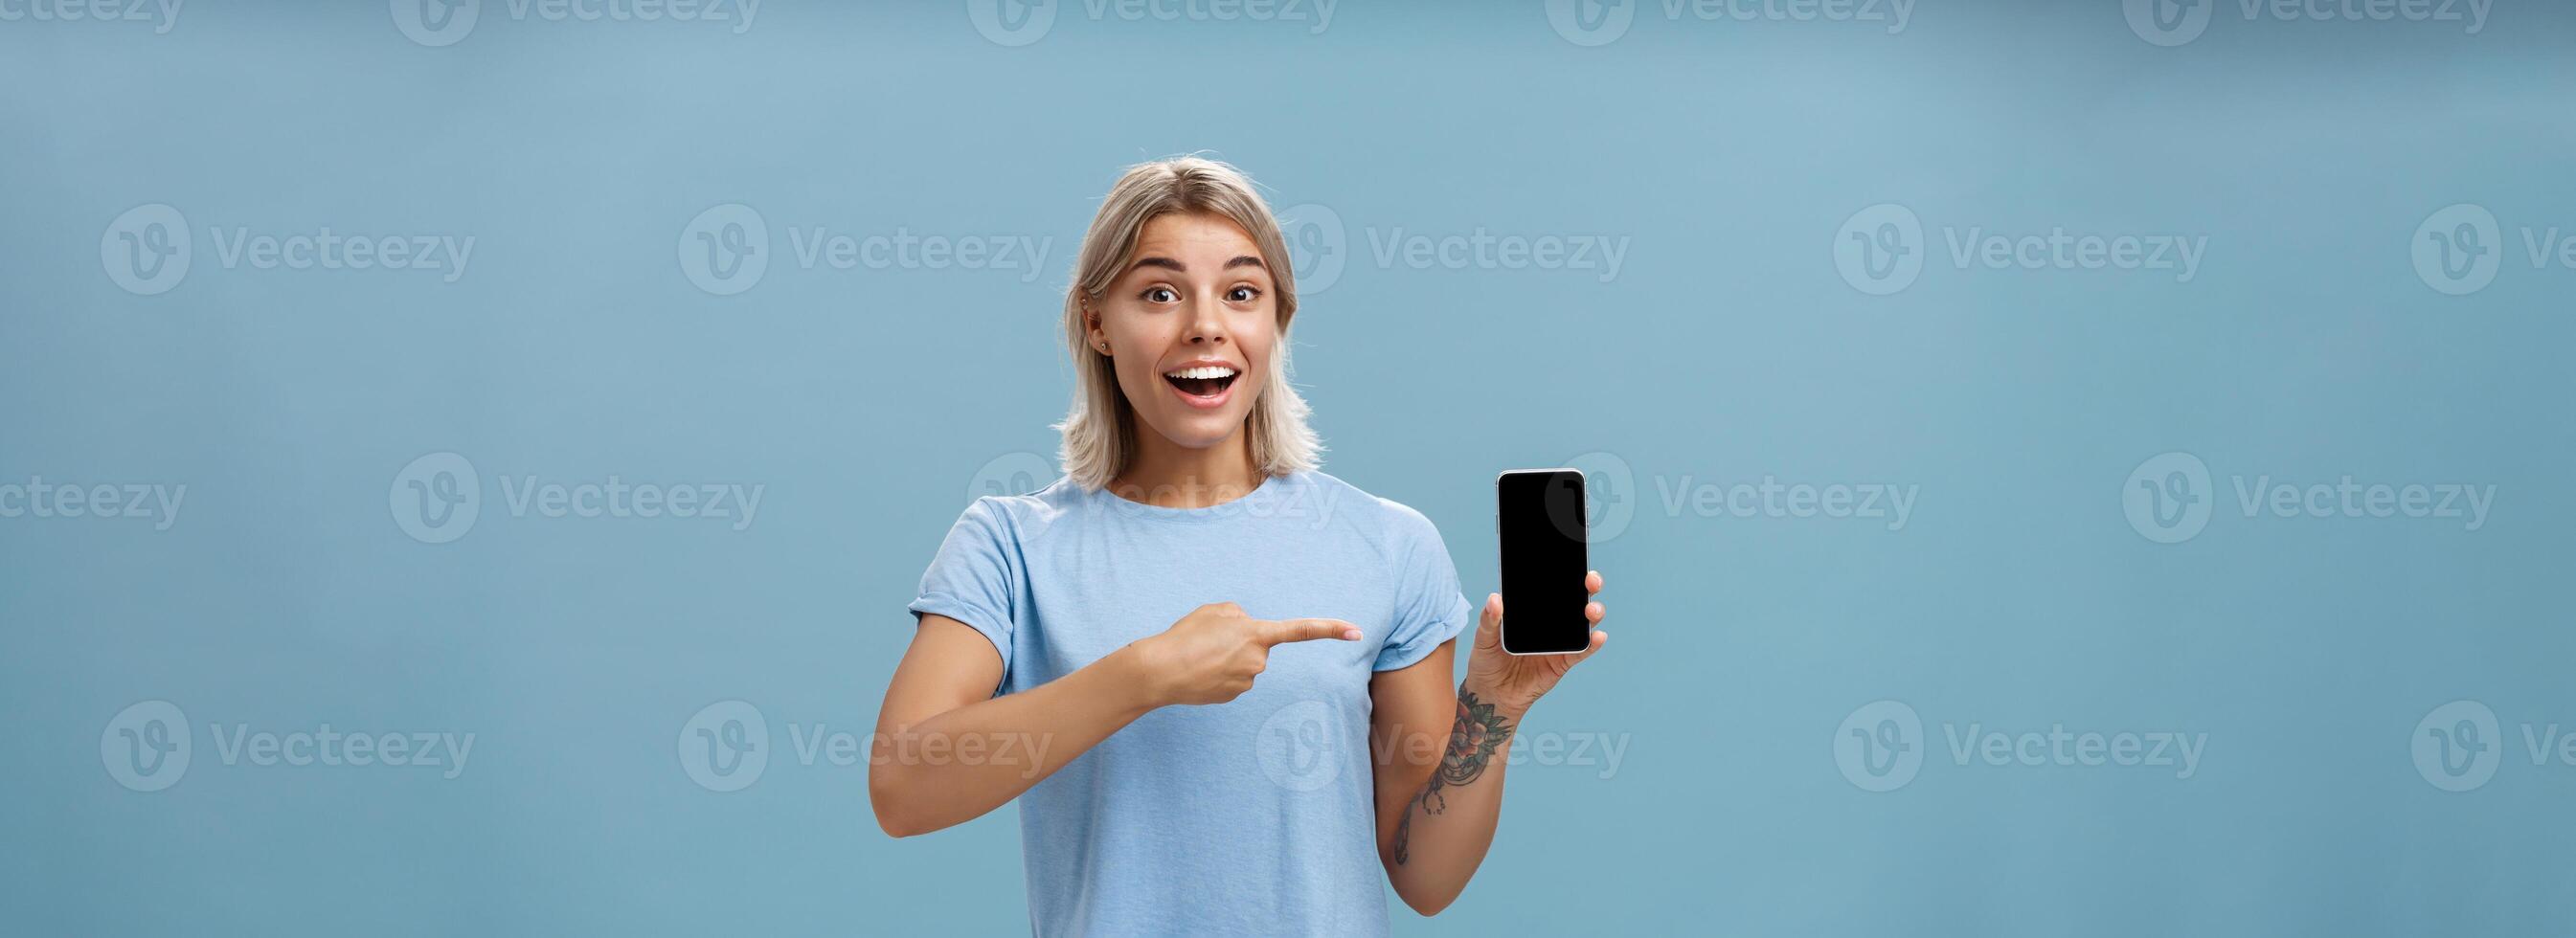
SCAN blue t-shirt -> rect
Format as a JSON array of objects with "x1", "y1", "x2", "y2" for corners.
[{"x1": 908, "y1": 470, "x2": 1474, "y2": 937}]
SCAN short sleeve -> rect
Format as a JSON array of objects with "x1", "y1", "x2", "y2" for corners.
[
  {"x1": 1373, "y1": 502, "x2": 1475, "y2": 672},
  {"x1": 907, "y1": 499, "x2": 1019, "y2": 672}
]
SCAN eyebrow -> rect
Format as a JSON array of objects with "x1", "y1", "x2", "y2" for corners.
[{"x1": 1127, "y1": 256, "x2": 1268, "y2": 274}]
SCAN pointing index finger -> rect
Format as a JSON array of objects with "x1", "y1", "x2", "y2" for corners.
[{"x1": 1254, "y1": 617, "x2": 1364, "y2": 645}]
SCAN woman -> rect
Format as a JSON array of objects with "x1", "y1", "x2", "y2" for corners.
[{"x1": 871, "y1": 156, "x2": 1609, "y2": 936}]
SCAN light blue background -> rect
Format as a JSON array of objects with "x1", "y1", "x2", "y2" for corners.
[{"x1": 5, "y1": 1, "x2": 2572, "y2": 934}]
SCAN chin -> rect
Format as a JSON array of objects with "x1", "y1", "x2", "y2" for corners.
[{"x1": 1150, "y1": 414, "x2": 1248, "y2": 451}]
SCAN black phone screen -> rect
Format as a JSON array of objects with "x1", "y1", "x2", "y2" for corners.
[{"x1": 1498, "y1": 470, "x2": 1591, "y2": 655}]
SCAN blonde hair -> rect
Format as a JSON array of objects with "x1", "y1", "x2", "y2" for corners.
[{"x1": 1055, "y1": 156, "x2": 1322, "y2": 490}]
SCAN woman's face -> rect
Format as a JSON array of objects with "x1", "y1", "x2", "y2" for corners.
[{"x1": 1087, "y1": 212, "x2": 1279, "y2": 458}]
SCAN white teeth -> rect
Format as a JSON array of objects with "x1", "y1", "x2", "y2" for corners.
[{"x1": 1164, "y1": 366, "x2": 1238, "y2": 380}]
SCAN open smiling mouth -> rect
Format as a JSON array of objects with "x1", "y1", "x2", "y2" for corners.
[{"x1": 1163, "y1": 364, "x2": 1240, "y2": 401}]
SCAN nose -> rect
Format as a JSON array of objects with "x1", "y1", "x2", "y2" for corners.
[{"x1": 1184, "y1": 292, "x2": 1229, "y2": 347}]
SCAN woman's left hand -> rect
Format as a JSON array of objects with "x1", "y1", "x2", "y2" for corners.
[{"x1": 1460, "y1": 570, "x2": 1608, "y2": 719}]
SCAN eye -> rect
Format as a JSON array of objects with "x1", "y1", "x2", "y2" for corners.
[
  {"x1": 1140, "y1": 286, "x2": 1178, "y2": 304},
  {"x1": 1226, "y1": 285, "x2": 1261, "y2": 302}
]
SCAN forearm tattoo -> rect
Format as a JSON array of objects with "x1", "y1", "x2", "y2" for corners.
[{"x1": 1392, "y1": 690, "x2": 1515, "y2": 865}]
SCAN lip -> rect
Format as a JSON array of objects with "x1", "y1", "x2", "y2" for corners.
[{"x1": 1161, "y1": 358, "x2": 1243, "y2": 411}]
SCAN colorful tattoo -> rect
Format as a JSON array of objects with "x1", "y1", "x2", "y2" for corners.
[{"x1": 1392, "y1": 689, "x2": 1515, "y2": 865}]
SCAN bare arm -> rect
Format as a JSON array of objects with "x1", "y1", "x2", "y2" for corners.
[
  {"x1": 869, "y1": 614, "x2": 1158, "y2": 837},
  {"x1": 1371, "y1": 575, "x2": 1609, "y2": 916},
  {"x1": 870, "y1": 605, "x2": 1360, "y2": 838}
]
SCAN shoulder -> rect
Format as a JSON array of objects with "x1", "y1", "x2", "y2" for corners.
[
  {"x1": 1289, "y1": 471, "x2": 1449, "y2": 558},
  {"x1": 953, "y1": 477, "x2": 1085, "y2": 543}
]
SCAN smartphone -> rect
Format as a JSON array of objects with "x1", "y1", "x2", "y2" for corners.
[{"x1": 1496, "y1": 469, "x2": 1592, "y2": 656}]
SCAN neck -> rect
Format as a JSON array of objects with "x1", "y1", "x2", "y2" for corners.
[{"x1": 1112, "y1": 428, "x2": 1263, "y2": 508}]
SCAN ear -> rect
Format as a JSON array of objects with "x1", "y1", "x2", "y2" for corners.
[{"x1": 1081, "y1": 297, "x2": 1109, "y2": 354}]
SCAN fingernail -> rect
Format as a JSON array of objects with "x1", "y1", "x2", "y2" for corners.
[{"x1": 1342, "y1": 628, "x2": 1363, "y2": 640}]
